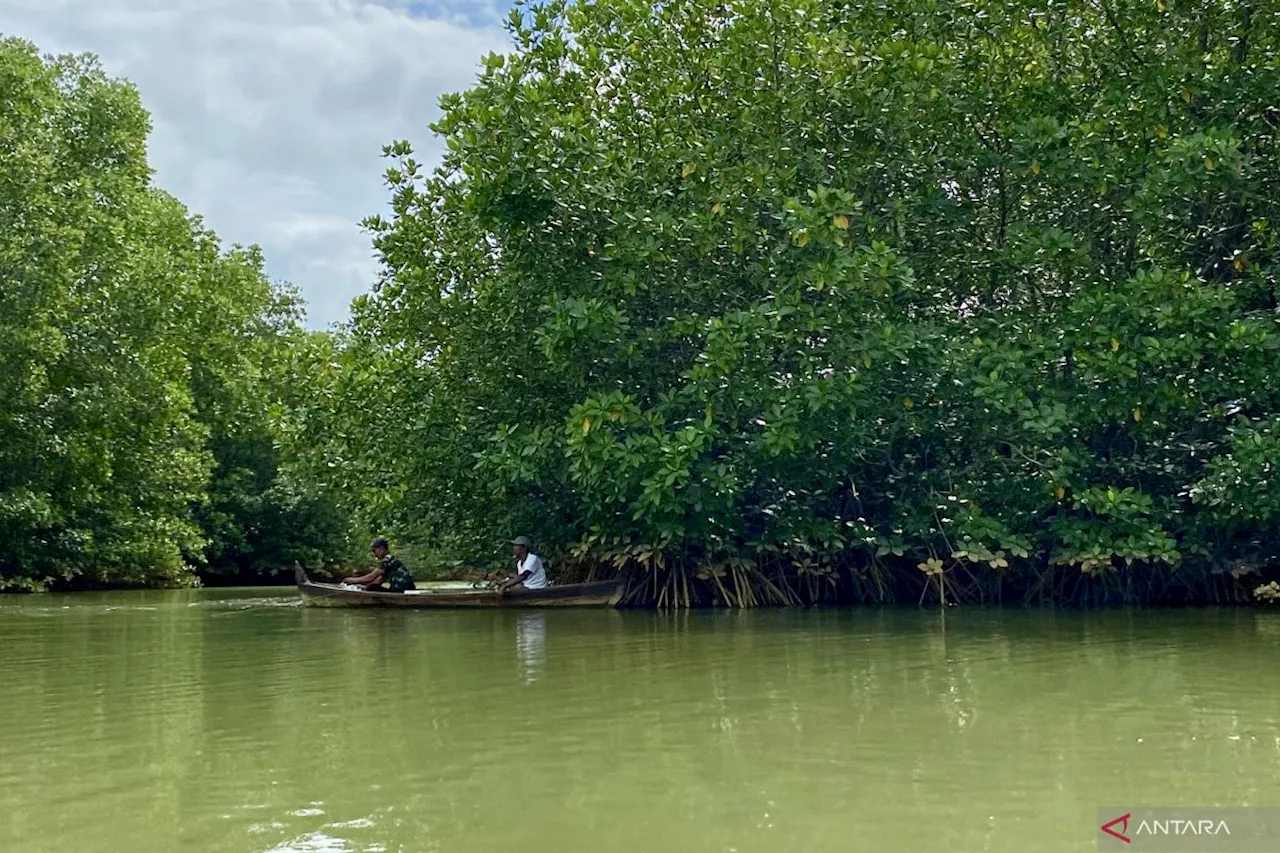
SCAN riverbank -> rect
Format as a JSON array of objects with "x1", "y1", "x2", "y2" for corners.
[
  {"x1": 574, "y1": 551, "x2": 1280, "y2": 608},
  {"x1": 8, "y1": 554, "x2": 1278, "y2": 608}
]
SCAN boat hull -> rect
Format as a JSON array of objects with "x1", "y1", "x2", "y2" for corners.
[{"x1": 294, "y1": 566, "x2": 623, "y2": 608}]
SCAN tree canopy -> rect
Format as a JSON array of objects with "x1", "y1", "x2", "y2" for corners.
[
  {"x1": 327, "y1": 0, "x2": 1280, "y2": 605},
  {"x1": 5, "y1": 3, "x2": 1279, "y2": 604},
  {"x1": 0, "y1": 38, "x2": 347, "y2": 590}
]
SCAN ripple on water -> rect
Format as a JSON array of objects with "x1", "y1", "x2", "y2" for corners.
[
  {"x1": 189, "y1": 596, "x2": 301, "y2": 611},
  {"x1": 261, "y1": 831, "x2": 352, "y2": 853},
  {"x1": 248, "y1": 822, "x2": 287, "y2": 836}
]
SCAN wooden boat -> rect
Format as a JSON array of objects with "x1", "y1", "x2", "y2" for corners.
[{"x1": 293, "y1": 564, "x2": 624, "y2": 608}]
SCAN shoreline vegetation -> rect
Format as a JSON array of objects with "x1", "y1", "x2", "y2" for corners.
[
  {"x1": 0, "y1": 37, "x2": 351, "y2": 592},
  {"x1": 3, "y1": 0, "x2": 1280, "y2": 607}
]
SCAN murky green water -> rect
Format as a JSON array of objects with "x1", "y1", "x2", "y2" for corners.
[{"x1": 1, "y1": 590, "x2": 1278, "y2": 853}]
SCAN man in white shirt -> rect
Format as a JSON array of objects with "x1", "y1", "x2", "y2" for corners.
[{"x1": 497, "y1": 535, "x2": 549, "y2": 592}]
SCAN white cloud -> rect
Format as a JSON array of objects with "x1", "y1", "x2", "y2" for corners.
[{"x1": 0, "y1": 0, "x2": 511, "y2": 327}]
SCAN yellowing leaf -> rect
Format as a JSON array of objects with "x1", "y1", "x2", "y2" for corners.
[
  {"x1": 682, "y1": 163, "x2": 696, "y2": 178},
  {"x1": 711, "y1": 202, "x2": 723, "y2": 214},
  {"x1": 1233, "y1": 255, "x2": 1245, "y2": 271},
  {"x1": 1023, "y1": 62, "x2": 1037, "y2": 73},
  {"x1": 1133, "y1": 408, "x2": 1142, "y2": 422},
  {"x1": 1054, "y1": 485, "x2": 1066, "y2": 501},
  {"x1": 795, "y1": 230, "x2": 811, "y2": 247},
  {"x1": 1111, "y1": 337, "x2": 1120, "y2": 352},
  {"x1": 917, "y1": 558, "x2": 944, "y2": 576},
  {"x1": 1030, "y1": 160, "x2": 1041, "y2": 175},
  {"x1": 1155, "y1": 124, "x2": 1168, "y2": 139},
  {"x1": 1203, "y1": 155, "x2": 1216, "y2": 171},
  {"x1": 833, "y1": 214, "x2": 850, "y2": 230},
  {"x1": 903, "y1": 397, "x2": 914, "y2": 409},
  {"x1": 1181, "y1": 87, "x2": 1192, "y2": 103},
  {"x1": 582, "y1": 417, "x2": 592, "y2": 435},
  {"x1": 834, "y1": 234, "x2": 847, "y2": 248},
  {"x1": 1156, "y1": 0, "x2": 1166, "y2": 10}
]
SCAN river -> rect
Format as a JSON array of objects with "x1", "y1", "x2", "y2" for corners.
[{"x1": 1, "y1": 588, "x2": 1277, "y2": 852}]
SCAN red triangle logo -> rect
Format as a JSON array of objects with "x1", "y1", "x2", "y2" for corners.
[{"x1": 1101, "y1": 813, "x2": 1132, "y2": 844}]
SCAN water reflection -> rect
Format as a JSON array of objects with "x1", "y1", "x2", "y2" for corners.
[{"x1": 515, "y1": 612, "x2": 547, "y2": 684}]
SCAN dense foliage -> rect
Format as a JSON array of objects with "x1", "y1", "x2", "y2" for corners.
[
  {"x1": 330, "y1": 0, "x2": 1280, "y2": 605},
  {"x1": 0, "y1": 39, "x2": 347, "y2": 590}
]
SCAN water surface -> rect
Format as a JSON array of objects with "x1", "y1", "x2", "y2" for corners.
[{"x1": 1, "y1": 589, "x2": 1277, "y2": 852}]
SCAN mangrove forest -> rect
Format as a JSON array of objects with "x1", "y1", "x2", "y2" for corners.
[{"x1": 3, "y1": 0, "x2": 1280, "y2": 607}]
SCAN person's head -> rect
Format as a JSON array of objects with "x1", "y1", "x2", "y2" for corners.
[
  {"x1": 510, "y1": 535, "x2": 532, "y2": 559},
  {"x1": 371, "y1": 536, "x2": 390, "y2": 559}
]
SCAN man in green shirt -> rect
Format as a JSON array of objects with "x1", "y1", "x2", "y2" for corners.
[{"x1": 342, "y1": 537, "x2": 416, "y2": 592}]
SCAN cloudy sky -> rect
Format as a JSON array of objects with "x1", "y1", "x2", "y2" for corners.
[{"x1": 1, "y1": 0, "x2": 516, "y2": 328}]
